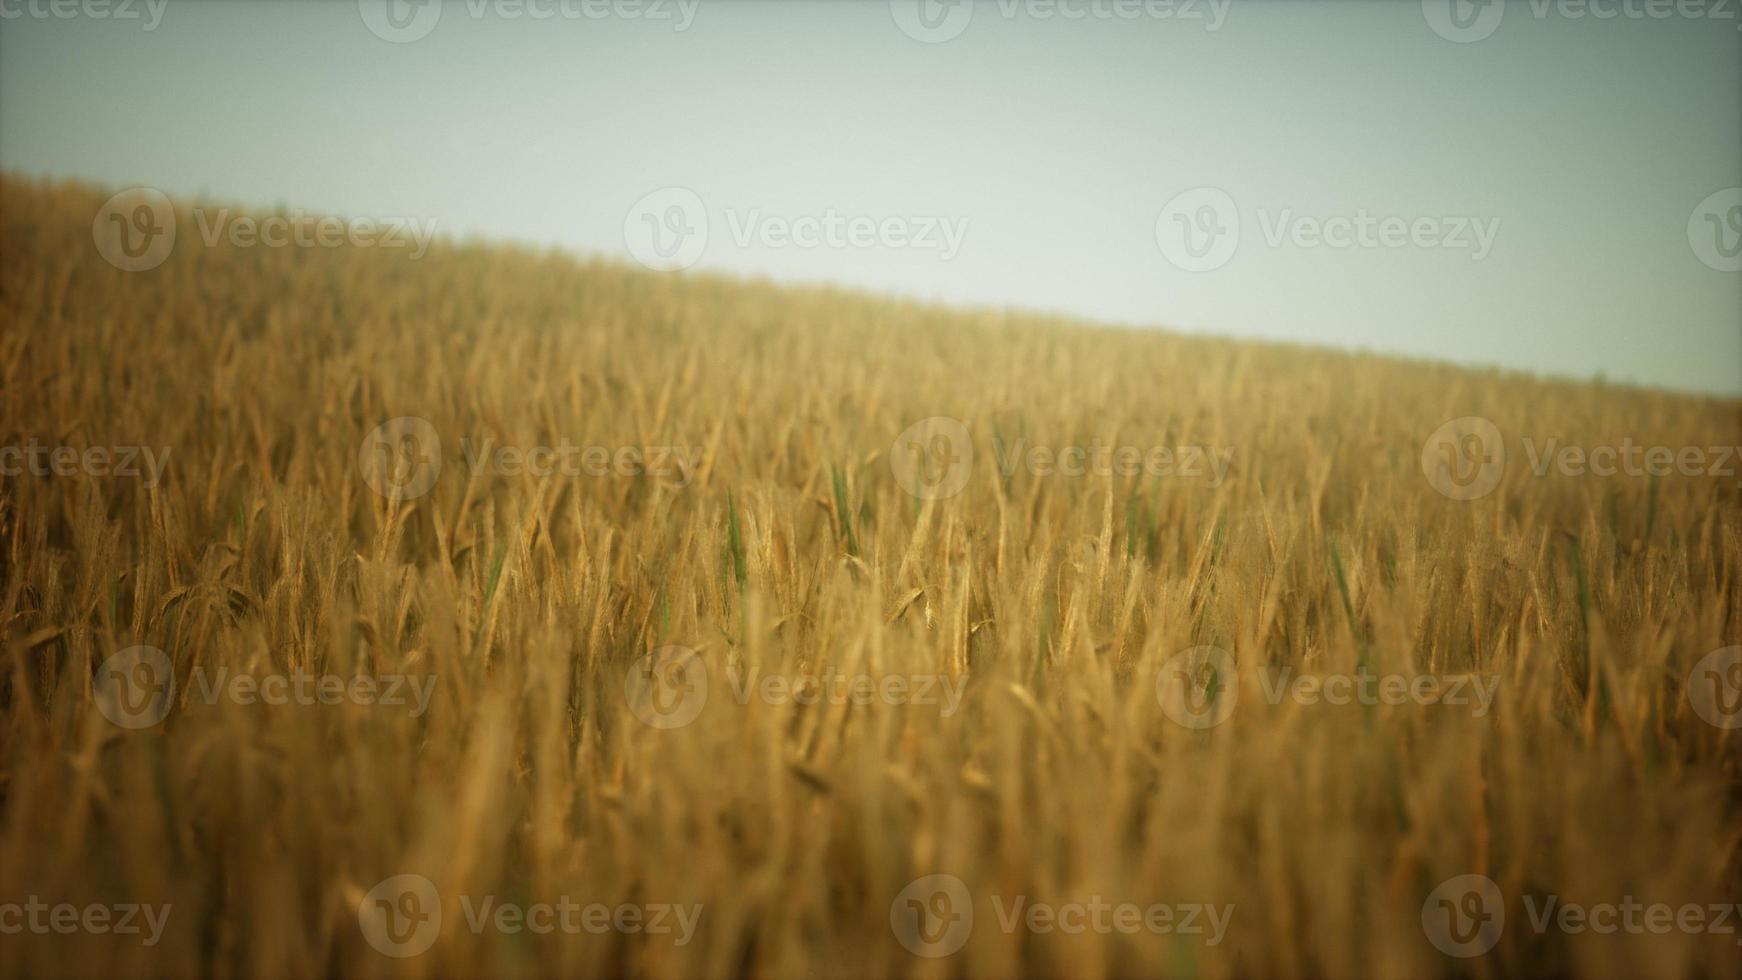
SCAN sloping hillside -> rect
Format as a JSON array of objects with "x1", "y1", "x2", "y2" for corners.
[{"x1": 1, "y1": 176, "x2": 1739, "y2": 979}]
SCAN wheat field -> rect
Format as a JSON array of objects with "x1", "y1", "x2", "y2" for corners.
[{"x1": 1, "y1": 175, "x2": 1739, "y2": 979}]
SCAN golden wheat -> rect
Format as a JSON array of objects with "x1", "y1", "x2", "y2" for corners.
[{"x1": 0, "y1": 175, "x2": 1738, "y2": 979}]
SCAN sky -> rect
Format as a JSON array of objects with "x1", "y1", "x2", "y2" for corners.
[{"x1": 2, "y1": 0, "x2": 1738, "y2": 395}]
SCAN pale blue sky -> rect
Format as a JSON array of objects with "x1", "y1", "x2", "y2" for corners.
[{"x1": 3, "y1": 0, "x2": 1738, "y2": 394}]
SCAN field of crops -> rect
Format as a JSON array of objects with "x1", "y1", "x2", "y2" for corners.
[{"x1": 1, "y1": 175, "x2": 1739, "y2": 979}]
